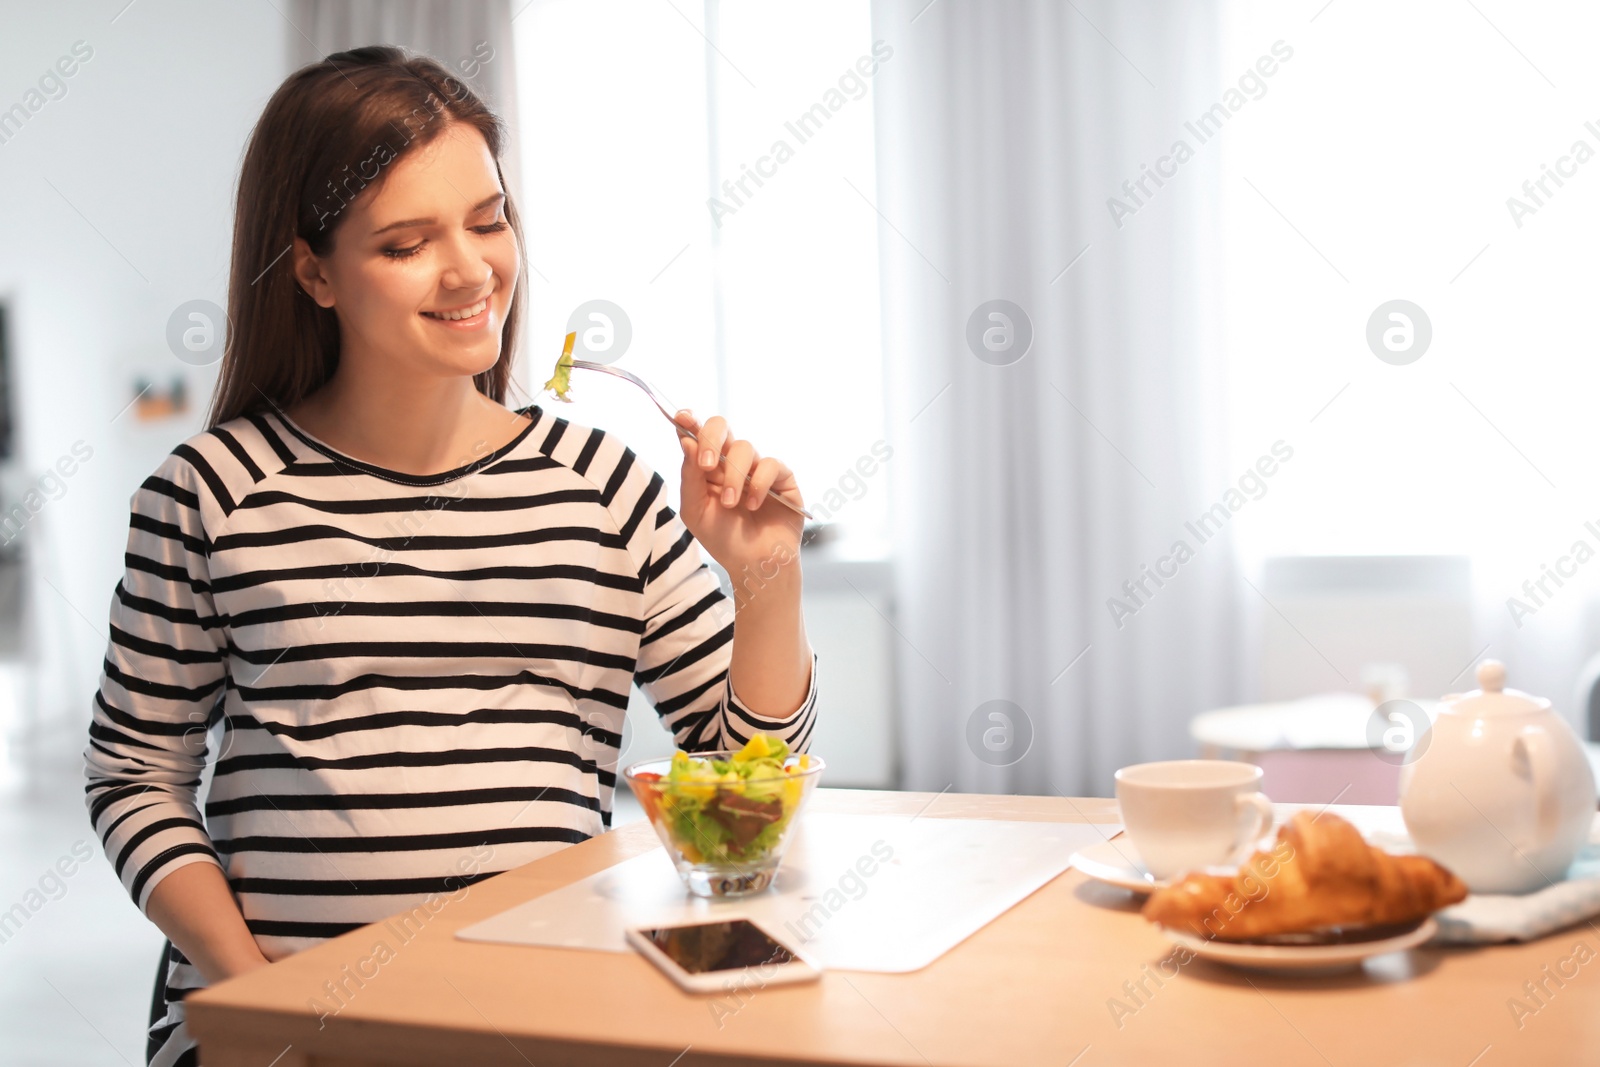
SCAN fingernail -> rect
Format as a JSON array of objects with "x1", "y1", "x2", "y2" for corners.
[
  {"x1": 747, "y1": 494, "x2": 762, "y2": 510},
  {"x1": 722, "y1": 486, "x2": 739, "y2": 506},
  {"x1": 701, "y1": 449, "x2": 716, "y2": 468}
]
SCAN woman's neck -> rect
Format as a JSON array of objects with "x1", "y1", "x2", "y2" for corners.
[{"x1": 282, "y1": 367, "x2": 529, "y2": 477}]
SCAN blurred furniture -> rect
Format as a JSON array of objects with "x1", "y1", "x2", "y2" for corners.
[
  {"x1": 1196, "y1": 697, "x2": 1600, "y2": 809},
  {"x1": 1191, "y1": 693, "x2": 1440, "y2": 805},
  {"x1": 0, "y1": 555, "x2": 23, "y2": 789},
  {"x1": 188, "y1": 791, "x2": 1591, "y2": 1066},
  {"x1": 1577, "y1": 651, "x2": 1600, "y2": 742},
  {"x1": 0, "y1": 300, "x2": 14, "y2": 463},
  {"x1": 1258, "y1": 555, "x2": 1473, "y2": 701},
  {"x1": 785, "y1": 556, "x2": 895, "y2": 787},
  {"x1": 0, "y1": 551, "x2": 21, "y2": 654}
]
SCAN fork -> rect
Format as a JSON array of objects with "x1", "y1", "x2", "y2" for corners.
[{"x1": 569, "y1": 360, "x2": 815, "y2": 521}]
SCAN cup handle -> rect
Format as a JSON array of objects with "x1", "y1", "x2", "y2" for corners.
[{"x1": 1231, "y1": 791, "x2": 1274, "y2": 862}]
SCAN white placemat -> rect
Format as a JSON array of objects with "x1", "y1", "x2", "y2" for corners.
[{"x1": 458, "y1": 812, "x2": 1119, "y2": 972}]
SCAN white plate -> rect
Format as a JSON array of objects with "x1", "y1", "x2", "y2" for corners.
[
  {"x1": 1068, "y1": 839, "x2": 1172, "y2": 894},
  {"x1": 1156, "y1": 917, "x2": 1438, "y2": 974}
]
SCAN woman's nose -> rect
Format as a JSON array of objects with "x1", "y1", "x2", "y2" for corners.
[{"x1": 438, "y1": 235, "x2": 492, "y2": 291}]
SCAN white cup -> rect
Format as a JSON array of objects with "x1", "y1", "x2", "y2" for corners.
[{"x1": 1113, "y1": 760, "x2": 1274, "y2": 880}]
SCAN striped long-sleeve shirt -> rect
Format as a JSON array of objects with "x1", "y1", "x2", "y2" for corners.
[{"x1": 83, "y1": 403, "x2": 817, "y2": 1067}]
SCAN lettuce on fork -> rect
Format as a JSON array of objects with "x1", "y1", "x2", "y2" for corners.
[{"x1": 543, "y1": 331, "x2": 577, "y2": 402}]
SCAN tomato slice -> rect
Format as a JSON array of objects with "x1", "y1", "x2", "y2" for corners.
[{"x1": 631, "y1": 771, "x2": 666, "y2": 823}]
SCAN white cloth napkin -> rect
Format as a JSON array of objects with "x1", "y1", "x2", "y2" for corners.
[{"x1": 1430, "y1": 837, "x2": 1600, "y2": 945}]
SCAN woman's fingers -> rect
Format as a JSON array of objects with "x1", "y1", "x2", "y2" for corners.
[
  {"x1": 673, "y1": 410, "x2": 700, "y2": 460},
  {"x1": 745, "y1": 456, "x2": 788, "y2": 510},
  {"x1": 676, "y1": 412, "x2": 802, "y2": 513},
  {"x1": 720, "y1": 439, "x2": 757, "y2": 508},
  {"x1": 698, "y1": 416, "x2": 730, "y2": 473}
]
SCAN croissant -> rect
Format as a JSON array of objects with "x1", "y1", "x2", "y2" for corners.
[{"x1": 1141, "y1": 810, "x2": 1468, "y2": 941}]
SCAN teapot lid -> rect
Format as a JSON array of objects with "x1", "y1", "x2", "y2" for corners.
[{"x1": 1441, "y1": 660, "x2": 1550, "y2": 716}]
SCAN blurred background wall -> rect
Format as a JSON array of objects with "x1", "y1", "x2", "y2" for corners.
[{"x1": 1, "y1": 6, "x2": 288, "y2": 1062}]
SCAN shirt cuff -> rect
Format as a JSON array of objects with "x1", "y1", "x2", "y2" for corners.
[
  {"x1": 135, "y1": 845, "x2": 226, "y2": 916},
  {"x1": 724, "y1": 650, "x2": 818, "y2": 747}
]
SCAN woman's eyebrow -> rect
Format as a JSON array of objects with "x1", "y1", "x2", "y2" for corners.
[{"x1": 370, "y1": 192, "x2": 505, "y2": 236}]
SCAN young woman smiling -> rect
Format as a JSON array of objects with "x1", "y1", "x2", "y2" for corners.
[{"x1": 82, "y1": 47, "x2": 815, "y2": 1067}]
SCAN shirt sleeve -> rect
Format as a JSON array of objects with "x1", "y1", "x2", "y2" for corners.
[
  {"x1": 83, "y1": 449, "x2": 229, "y2": 914},
  {"x1": 632, "y1": 496, "x2": 817, "y2": 756}
]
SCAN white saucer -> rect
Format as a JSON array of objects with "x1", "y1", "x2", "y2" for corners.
[
  {"x1": 1156, "y1": 917, "x2": 1438, "y2": 974},
  {"x1": 1068, "y1": 839, "x2": 1172, "y2": 894}
]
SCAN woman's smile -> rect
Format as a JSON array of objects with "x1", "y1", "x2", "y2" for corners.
[{"x1": 421, "y1": 286, "x2": 495, "y2": 330}]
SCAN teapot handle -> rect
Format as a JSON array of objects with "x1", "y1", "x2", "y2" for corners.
[{"x1": 1512, "y1": 726, "x2": 1560, "y2": 849}]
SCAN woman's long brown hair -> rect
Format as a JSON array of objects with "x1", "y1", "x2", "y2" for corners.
[{"x1": 206, "y1": 45, "x2": 526, "y2": 428}]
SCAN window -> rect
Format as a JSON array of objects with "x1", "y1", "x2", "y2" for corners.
[
  {"x1": 1219, "y1": 0, "x2": 1599, "y2": 593},
  {"x1": 514, "y1": 0, "x2": 887, "y2": 549}
]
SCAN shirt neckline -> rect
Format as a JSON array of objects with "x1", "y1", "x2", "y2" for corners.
[{"x1": 272, "y1": 403, "x2": 543, "y2": 487}]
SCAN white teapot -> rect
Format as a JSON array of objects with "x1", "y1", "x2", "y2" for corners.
[{"x1": 1400, "y1": 660, "x2": 1596, "y2": 893}]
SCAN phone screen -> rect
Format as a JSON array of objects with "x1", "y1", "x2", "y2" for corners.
[{"x1": 636, "y1": 920, "x2": 798, "y2": 974}]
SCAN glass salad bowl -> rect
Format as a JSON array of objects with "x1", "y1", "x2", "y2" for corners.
[{"x1": 623, "y1": 735, "x2": 825, "y2": 898}]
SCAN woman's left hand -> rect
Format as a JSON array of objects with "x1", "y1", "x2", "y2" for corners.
[{"x1": 673, "y1": 410, "x2": 804, "y2": 576}]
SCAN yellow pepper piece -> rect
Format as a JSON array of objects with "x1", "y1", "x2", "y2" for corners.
[
  {"x1": 543, "y1": 332, "x2": 577, "y2": 402},
  {"x1": 738, "y1": 734, "x2": 786, "y2": 762}
]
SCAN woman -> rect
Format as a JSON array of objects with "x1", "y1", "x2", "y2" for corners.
[{"x1": 83, "y1": 46, "x2": 816, "y2": 1067}]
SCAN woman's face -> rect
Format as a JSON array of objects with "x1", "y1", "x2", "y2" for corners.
[{"x1": 293, "y1": 122, "x2": 518, "y2": 385}]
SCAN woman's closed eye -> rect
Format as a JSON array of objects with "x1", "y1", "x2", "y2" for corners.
[{"x1": 383, "y1": 219, "x2": 509, "y2": 259}]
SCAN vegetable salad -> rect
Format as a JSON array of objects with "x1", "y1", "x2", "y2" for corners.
[{"x1": 633, "y1": 734, "x2": 814, "y2": 865}]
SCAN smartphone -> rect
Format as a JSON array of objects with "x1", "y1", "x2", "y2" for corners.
[{"x1": 625, "y1": 918, "x2": 822, "y2": 994}]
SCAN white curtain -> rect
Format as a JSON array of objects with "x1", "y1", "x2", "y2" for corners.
[
  {"x1": 286, "y1": 0, "x2": 523, "y2": 198},
  {"x1": 871, "y1": 0, "x2": 1245, "y2": 796}
]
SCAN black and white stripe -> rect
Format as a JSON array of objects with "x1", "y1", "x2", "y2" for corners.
[{"x1": 82, "y1": 404, "x2": 817, "y2": 1066}]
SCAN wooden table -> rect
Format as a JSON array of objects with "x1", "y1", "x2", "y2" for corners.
[{"x1": 187, "y1": 790, "x2": 1599, "y2": 1066}]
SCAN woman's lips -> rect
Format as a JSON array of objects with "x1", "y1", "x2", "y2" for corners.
[{"x1": 421, "y1": 294, "x2": 492, "y2": 330}]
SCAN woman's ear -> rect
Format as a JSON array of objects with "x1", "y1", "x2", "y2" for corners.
[{"x1": 290, "y1": 236, "x2": 336, "y2": 308}]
